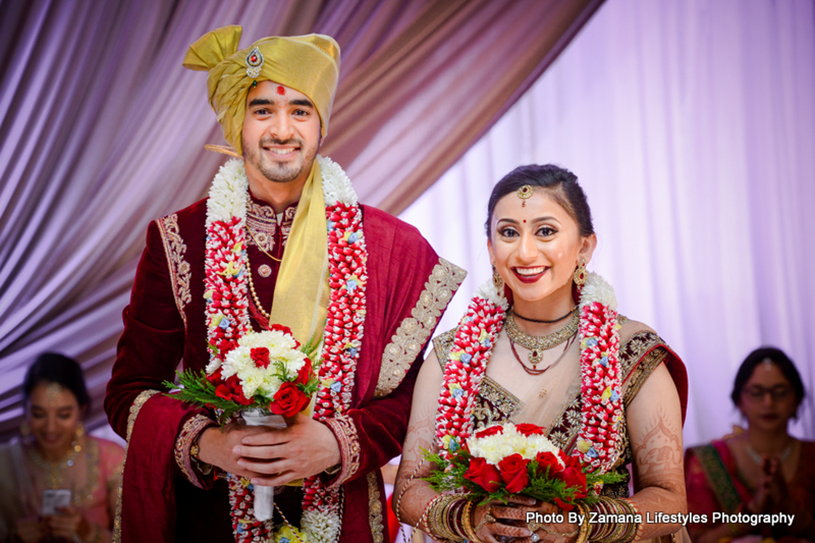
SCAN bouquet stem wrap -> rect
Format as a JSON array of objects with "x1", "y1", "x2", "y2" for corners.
[{"x1": 242, "y1": 408, "x2": 287, "y2": 521}]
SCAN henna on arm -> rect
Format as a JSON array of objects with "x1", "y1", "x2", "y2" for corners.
[
  {"x1": 627, "y1": 362, "x2": 687, "y2": 539},
  {"x1": 393, "y1": 351, "x2": 445, "y2": 526}
]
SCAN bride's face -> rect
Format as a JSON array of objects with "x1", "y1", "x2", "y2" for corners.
[{"x1": 488, "y1": 190, "x2": 595, "y2": 307}]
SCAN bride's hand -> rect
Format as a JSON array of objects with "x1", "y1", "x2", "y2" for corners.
[
  {"x1": 474, "y1": 497, "x2": 580, "y2": 543},
  {"x1": 472, "y1": 496, "x2": 535, "y2": 542}
]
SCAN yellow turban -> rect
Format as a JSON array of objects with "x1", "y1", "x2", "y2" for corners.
[{"x1": 183, "y1": 26, "x2": 340, "y2": 154}]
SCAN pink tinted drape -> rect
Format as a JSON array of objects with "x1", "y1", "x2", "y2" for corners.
[{"x1": 0, "y1": 0, "x2": 600, "y2": 439}]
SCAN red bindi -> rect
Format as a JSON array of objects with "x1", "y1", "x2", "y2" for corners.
[
  {"x1": 277, "y1": 85, "x2": 286, "y2": 95},
  {"x1": 523, "y1": 220, "x2": 526, "y2": 223}
]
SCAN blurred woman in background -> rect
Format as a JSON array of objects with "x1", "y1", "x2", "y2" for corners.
[
  {"x1": 685, "y1": 347, "x2": 814, "y2": 543},
  {"x1": 0, "y1": 353, "x2": 124, "y2": 543}
]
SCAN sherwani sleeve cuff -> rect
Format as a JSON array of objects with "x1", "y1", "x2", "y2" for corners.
[
  {"x1": 323, "y1": 415, "x2": 361, "y2": 488},
  {"x1": 174, "y1": 414, "x2": 218, "y2": 489}
]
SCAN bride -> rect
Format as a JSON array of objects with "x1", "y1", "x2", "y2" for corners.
[{"x1": 394, "y1": 164, "x2": 688, "y2": 543}]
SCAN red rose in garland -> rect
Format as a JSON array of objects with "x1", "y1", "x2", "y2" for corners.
[{"x1": 497, "y1": 453, "x2": 530, "y2": 493}]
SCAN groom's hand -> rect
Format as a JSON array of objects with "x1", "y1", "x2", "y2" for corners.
[
  {"x1": 196, "y1": 422, "x2": 270, "y2": 478},
  {"x1": 235, "y1": 413, "x2": 342, "y2": 486}
]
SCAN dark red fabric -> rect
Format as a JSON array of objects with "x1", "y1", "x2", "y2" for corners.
[
  {"x1": 622, "y1": 343, "x2": 688, "y2": 424},
  {"x1": 105, "y1": 199, "x2": 455, "y2": 543}
]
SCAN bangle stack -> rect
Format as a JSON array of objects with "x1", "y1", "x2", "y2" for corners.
[
  {"x1": 585, "y1": 497, "x2": 642, "y2": 543},
  {"x1": 423, "y1": 494, "x2": 472, "y2": 542}
]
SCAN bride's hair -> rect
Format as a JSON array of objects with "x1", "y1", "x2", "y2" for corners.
[{"x1": 485, "y1": 164, "x2": 594, "y2": 238}]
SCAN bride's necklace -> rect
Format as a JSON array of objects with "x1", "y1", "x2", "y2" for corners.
[
  {"x1": 505, "y1": 310, "x2": 579, "y2": 366},
  {"x1": 26, "y1": 438, "x2": 82, "y2": 489},
  {"x1": 746, "y1": 442, "x2": 793, "y2": 465}
]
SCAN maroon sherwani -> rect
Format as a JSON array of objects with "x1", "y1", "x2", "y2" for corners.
[{"x1": 105, "y1": 193, "x2": 465, "y2": 543}]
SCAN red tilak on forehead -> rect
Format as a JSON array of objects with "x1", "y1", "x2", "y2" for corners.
[{"x1": 277, "y1": 85, "x2": 286, "y2": 95}]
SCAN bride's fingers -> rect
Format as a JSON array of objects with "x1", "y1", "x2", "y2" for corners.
[
  {"x1": 505, "y1": 494, "x2": 538, "y2": 506},
  {"x1": 491, "y1": 504, "x2": 528, "y2": 522}
]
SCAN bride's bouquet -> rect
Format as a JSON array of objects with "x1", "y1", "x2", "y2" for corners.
[
  {"x1": 165, "y1": 324, "x2": 319, "y2": 521},
  {"x1": 425, "y1": 422, "x2": 621, "y2": 509}
]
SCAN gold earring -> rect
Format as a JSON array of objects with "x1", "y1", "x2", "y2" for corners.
[
  {"x1": 492, "y1": 265, "x2": 504, "y2": 290},
  {"x1": 75, "y1": 422, "x2": 85, "y2": 439},
  {"x1": 20, "y1": 422, "x2": 31, "y2": 437},
  {"x1": 573, "y1": 259, "x2": 587, "y2": 286}
]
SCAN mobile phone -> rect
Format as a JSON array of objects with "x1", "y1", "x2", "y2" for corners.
[{"x1": 42, "y1": 489, "x2": 72, "y2": 516}]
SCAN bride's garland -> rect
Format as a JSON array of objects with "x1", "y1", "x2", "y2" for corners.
[
  {"x1": 434, "y1": 273, "x2": 622, "y2": 479},
  {"x1": 205, "y1": 156, "x2": 366, "y2": 543}
]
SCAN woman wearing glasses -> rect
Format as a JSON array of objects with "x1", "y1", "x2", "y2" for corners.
[{"x1": 685, "y1": 347, "x2": 814, "y2": 543}]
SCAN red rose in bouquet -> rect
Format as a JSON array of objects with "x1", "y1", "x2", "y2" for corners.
[
  {"x1": 534, "y1": 451, "x2": 564, "y2": 476},
  {"x1": 251, "y1": 347, "x2": 271, "y2": 368},
  {"x1": 425, "y1": 422, "x2": 621, "y2": 511},
  {"x1": 207, "y1": 368, "x2": 223, "y2": 385},
  {"x1": 270, "y1": 381, "x2": 310, "y2": 417},
  {"x1": 498, "y1": 453, "x2": 530, "y2": 493},
  {"x1": 558, "y1": 456, "x2": 588, "y2": 498},
  {"x1": 515, "y1": 423, "x2": 545, "y2": 437},
  {"x1": 474, "y1": 425, "x2": 503, "y2": 439},
  {"x1": 295, "y1": 359, "x2": 314, "y2": 386},
  {"x1": 215, "y1": 375, "x2": 253, "y2": 406},
  {"x1": 464, "y1": 457, "x2": 501, "y2": 493}
]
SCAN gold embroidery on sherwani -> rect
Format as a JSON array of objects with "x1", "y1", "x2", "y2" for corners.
[
  {"x1": 367, "y1": 472, "x2": 385, "y2": 543},
  {"x1": 113, "y1": 390, "x2": 159, "y2": 543},
  {"x1": 174, "y1": 415, "x2": 215, "y2": 488},
  {"x1": 157, "y1": 214, "x2": 191, "y2": 328},
  {"x1": 325, "y1": 415, "x2": 361, "y2": 487},
  {"x1": 245, "y1": 200, "x2": 296, "y2": 254},
  {"x1": 375, "y1": 259, "x2": 466, "y2": 398}
]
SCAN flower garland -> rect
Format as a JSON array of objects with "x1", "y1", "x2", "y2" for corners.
[
  {"x1": 205, "y1": 156, "x2": 367, "y2": 543},
  {"x1": 434, "y1": 272, "x2": 622, "y2": 482}
]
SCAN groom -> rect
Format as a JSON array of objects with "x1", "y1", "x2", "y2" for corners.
[{"x1": 105, "y1": 26, "x2": 464, "y2": 543}]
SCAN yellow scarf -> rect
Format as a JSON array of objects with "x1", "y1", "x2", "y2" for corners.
[{"x1": 269, "y1": 160, "x2": 329, "y2": 347}]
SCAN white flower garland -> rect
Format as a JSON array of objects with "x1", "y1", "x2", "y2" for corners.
[{"x1": 205, "y1": 156, "x2": 365, "y2": 543}]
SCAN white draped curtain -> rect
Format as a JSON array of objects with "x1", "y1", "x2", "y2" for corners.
[{"x1": 400, "y1": 0, "x2": 815, "y2": 447}]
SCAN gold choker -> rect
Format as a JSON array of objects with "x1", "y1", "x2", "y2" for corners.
[{"x1": 505, "y1": 310, "x2": 579, "y2": 366}]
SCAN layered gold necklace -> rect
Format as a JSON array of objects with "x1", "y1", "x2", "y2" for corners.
[
  {"x1": 26, "y1": 438, "x2": 83, "y2": 489},
  {"x1": 505, "y1": 309, "x2": 579, "y2": 366}
]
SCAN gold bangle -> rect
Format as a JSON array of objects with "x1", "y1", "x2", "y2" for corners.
[
  {"x1": 461, "y1": 500, "x2": 483, "y2": 543},
  {"x1": 574, "y1": 503, "x2": 590, "y2": 543}
]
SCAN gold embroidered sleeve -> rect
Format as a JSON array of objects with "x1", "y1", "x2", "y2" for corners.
[
  {"x1": 174, "y1": 414, "x2": 218, "y2": 489},
  {"x1": 324, "y1": 415, "x2": 361, "y2": 488},
  {"x1": 619, "y1": 330, "x2": 671, "y2": 409},
  {"x1": 375, "y1": 258, "x2": 466, "y2": 398},
  {"x1": 157, "y1": 214, "x2": 192, "y2": 329}
]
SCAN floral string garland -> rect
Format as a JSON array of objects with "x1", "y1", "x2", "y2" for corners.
[
  {"x1": 434, "y1": 272, "x2": 623, "y2": 483},
  {"x1": 204, "y1": 156, "x2": 367, "y2": 543}
]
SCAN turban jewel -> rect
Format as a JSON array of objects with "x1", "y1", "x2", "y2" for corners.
[{"x1": 183, "y1": 25, "x2": 340, "y2": 154}]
